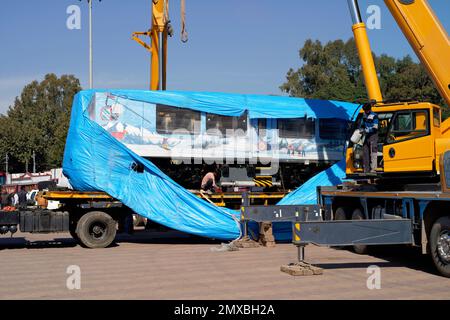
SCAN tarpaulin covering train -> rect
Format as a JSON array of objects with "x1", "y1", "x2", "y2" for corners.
[{"x1": 63, "y1": 90, "x2": 359, "y2": 240}]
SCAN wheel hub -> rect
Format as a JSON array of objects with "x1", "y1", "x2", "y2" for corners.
[
  {"x1": 90, "y1": 223, "x2": 106, "y2": 239},
  {"x1": 437, "y1": 231, "x2": 450, "y2": 263}
]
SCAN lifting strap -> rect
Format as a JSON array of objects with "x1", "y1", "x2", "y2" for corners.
[{"x1": 181, "y1": 0, "x2": 188, "y2": 43}]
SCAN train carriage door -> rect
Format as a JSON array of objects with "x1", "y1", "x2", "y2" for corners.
[{"x1": 383, "y1": 109, "x2": 434, "y2": 173}]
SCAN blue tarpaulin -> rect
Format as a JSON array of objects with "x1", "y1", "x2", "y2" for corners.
[
  {"x1": 72, "y1": 89, "x2": 359, "y2": 120},
  {"x1": 278, "y1": 159, "x2": 347, "y2": 205},
  {"x1": 63, "y1": 90, "x2": 359, "y2": 240}
]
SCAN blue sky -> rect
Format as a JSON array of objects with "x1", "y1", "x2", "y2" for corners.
[{"x1": 0, "y1": 0, "x2": 448, "y2": 114}]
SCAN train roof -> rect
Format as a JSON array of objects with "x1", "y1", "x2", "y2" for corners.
[{"x1": 76, "y1": 90, "x2": 361, "y2": 121}]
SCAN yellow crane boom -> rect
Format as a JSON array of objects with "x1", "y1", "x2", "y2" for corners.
[{"x1": 384, "y1": 0, "x2": 450, "y2": 107}]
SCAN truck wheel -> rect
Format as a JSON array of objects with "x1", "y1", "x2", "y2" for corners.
[
  {"x1": 76, "y1": 211, "x2": 117, "y2": 249},
  {"x1": 430, "y1": 216, "x2": 450, "y2": 278},
  {"x1": 352, "y1": 208, "x2": 369, "y2": 255},
  {"x1": 334, "y1": 207, "x2": 348, "y2": 220}
]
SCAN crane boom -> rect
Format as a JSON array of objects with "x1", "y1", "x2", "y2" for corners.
[
  {"x1": 384, "y1": 0, "x2": 450, "y2": 107},
  {"x1": 132, "y1": 0, "x2": 168, "y2": 91}
]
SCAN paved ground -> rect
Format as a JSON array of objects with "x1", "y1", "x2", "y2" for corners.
[{"x1": 0, "y1": 230, "x2": 449, "y2": 300}]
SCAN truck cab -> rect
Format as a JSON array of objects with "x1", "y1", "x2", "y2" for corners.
[{"x1": 346, "y1": 101, "x2": 450, "y2": 180}]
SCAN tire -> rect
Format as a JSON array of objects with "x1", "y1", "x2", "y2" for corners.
[
  {"x1": 352, "y1": 208, "x2": 369, "y2": 255},
  {"x1": 430, "y1": 216, "x2": 450, "y2": 278},
  {"x1": 76, "y1": 211, "x2": 117, "y2": 249},
  {"x1": 334, "y1": 207, "x2": 348, "y2": 220}
]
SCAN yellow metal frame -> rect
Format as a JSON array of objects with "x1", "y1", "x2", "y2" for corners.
[
  {"x1": 41, "y1": 191, "x2": 113, "y2": 200},
  {"x1": 41, "y1": 190, "x2": 288, "y2": 209}
]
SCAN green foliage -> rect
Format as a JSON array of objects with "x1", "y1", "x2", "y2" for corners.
[
  {"x1": 0, "y1": 74, "x2": 81, "y2": 173},
  {"x1": 281, "y1": 38, "x2": 447, "y2": 113}
]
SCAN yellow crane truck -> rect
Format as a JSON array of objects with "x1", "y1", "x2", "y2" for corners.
[
  {"x1": 346, "y1": 0, "x2": 450, "y2": 180},
  {"x1": 242, "y1": 0, "x2": 450, "y2": 277}
]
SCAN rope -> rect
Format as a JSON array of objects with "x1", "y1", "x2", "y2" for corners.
[
  {"x1": 199, "y1": 190, "x2": 243, "y2": 242},
  {"x1": 180, "y1": 0, "x2": 188, "y2": 43}
]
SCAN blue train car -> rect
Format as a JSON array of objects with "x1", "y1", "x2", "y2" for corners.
[{"x1": 87, "y1": 91, "x2": 357, "y2": 190}]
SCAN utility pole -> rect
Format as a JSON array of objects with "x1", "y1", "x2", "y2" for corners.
[
  {"x1": 32, "y1": 151, "x2": 36, "y2": 174},
  {"x1": 89, "y1": 0, "x2": 93, "y2": 89},
  {"x1": 5, "y1": 153, "x2": 8, "y2": 174}
]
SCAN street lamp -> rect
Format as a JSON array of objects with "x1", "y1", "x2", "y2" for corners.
[{"x1": 80, "y1": 0, "x2": 102, "y2": 89}]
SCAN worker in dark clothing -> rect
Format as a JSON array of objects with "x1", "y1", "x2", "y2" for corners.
[
  {"x1": 361, "y1": 103, "x2": 379, "y2": 173},
  {"x1": 18, "y1": 186, "x2": 28, "y2": 210}
]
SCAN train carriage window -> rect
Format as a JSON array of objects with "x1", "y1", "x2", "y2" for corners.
[
  {"x1": 156, "y1": 104, "x2": 201, "y2": 134},
  {"x1": 206, "y1": 112, "x2": 248, "y2": 135},
  {"x1": 319, "y1": 119, "x2": 349, "y2": 140},
  {"x1": 278, "y1": 117, "x2": 315, "y2": 139},
  {"x1": 256, "y1": 119, "x2": 267, "y2": 136},
  {"x1": 387, "y1": 110, "x2": 429, "y2": 143}
]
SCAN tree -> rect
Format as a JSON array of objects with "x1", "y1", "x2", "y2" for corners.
[
  {"x1": 0, "y1": 74, "x2": 81, "y2": 173},
  {"x1": 281, "y1": 38, "x2": 447, "y2": 115}
]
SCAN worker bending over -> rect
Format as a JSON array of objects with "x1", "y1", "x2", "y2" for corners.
[
  {"x1": 361, "y1": 103, "x2": 379, "y2": 173},
  {"x1": 201, "y1": 171, "x2": 218, "y2": 194}
]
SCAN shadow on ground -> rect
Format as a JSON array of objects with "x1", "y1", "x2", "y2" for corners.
[
  {"x1": 0, "y1": 231, "x2": 440, "y2": 276},
  {"x1": 0, "y1": 229, "x2": 222, "y2": 250},
  {"x1": 314, "y1": 245, "x2": 438, "y2": 276}
]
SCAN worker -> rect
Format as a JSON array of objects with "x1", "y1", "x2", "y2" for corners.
[
  {"x1": 201, "y1": 170, "x2": 218, "y2": 194},
  {"x1": 361, "y1": 103, "x2": 379, "y2": 173},
  {"x1": 18, "y1": 186, "x2": 28, "y2": 210},
  {"x1": 12, "y1": 192, "x2": 19, "y2": 207}
]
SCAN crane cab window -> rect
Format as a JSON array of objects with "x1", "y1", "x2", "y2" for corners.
[
  {"x1": 387, "y1": 110, "x2": 429, "y2": 143},
  {"x1": 352, "y1": 112, "x2": 393, "y2": 146},
  {"x1": 278, "y1": 117, "x2": 315, "y2": 139},
  {"x1": 433, "y1": 107, "x2": 441, "y2": 127},
  {"x1": 156, "y1": 104, "x2": 201, "y2": 134},
  {"x1": 206, "y1": 112, "x2": 248, "y2": 135},
  {"x1": 377, "y1": 113, "x2": 394, "y2": 143}
]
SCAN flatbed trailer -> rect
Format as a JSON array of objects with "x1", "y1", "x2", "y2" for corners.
[
  {"x1": 0, "y1": 190, "x2": 133, "y2": 249},
  {"x1": 0, "y1": 189, "x2": 287, "y2": 249},
  {"x1": 242, "y1": 151, "x2": 450, "y2": 277}
]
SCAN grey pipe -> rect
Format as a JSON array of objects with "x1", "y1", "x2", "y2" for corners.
[{"x1": 347, "y1": 0, "x2": 363, "y2": 24}]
